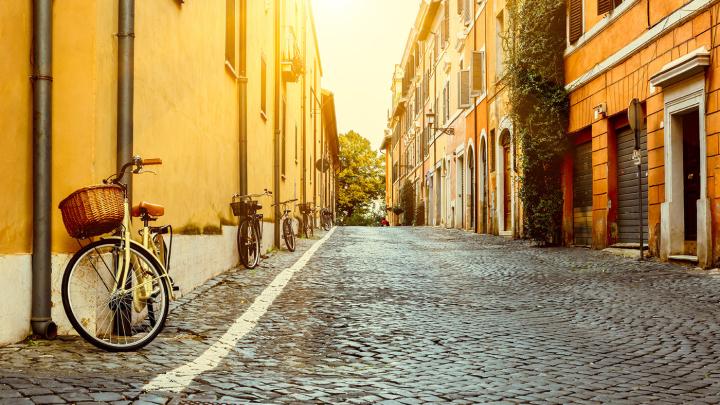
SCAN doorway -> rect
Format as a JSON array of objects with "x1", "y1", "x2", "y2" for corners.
[
  {"x1": 681, "y1": 110, "x2": 701, "y2": 251},
  {"x1": 468, "y1": 146, "x2": 476, "y2": 230}
]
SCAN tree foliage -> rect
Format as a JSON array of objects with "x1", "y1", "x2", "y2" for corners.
[
  {"x1": 337, "y1": 131, "x2": 385, "y2": 221},
  {"x1": 506, "y1": 0, "x2": 569, "y2": 244},
  {"x1": 399, "y1": 179, "x2": 416, "y2": 226}
]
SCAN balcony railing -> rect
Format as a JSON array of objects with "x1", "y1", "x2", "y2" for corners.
[{"x1": 282, "y1": 27, "x2": 304, "y2": 82}]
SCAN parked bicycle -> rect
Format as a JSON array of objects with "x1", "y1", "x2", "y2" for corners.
[
  {"x1": 320, "y1": 207, "x2": 333, "y2": 231},
  {"x1": 273, "y1": 198, "x2": 298, "y2": 252},
  {"x1": 58, "y1": 156, "x2": 177, "y2": 352},
  {"x1": 298, "y1": 202, "x2": 315, "y2": 238},
  {"x1": 231, "y1": 189, "x2": 272, "y2": 269}
]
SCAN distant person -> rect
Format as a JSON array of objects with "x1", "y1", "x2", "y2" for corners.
[{"x1": 381, "y1": 217, "x2": 390, "y2": 227}]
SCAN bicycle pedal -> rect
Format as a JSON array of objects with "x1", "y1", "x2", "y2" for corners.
[{"x1": 172, "y1": 285, "x2": 180, "y2": 292}]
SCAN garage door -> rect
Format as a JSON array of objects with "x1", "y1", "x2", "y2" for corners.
[
  {"x1": 574, "y1": 142, "x2": 593, "y2": 247},
  {"x1": 616, "y1": 127, "x2": 648, "y2": 245}
]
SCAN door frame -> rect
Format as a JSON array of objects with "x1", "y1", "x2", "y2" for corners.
[
  {"x1": 496, "y1": 118, "x2": 514, "y2": 236},
  {"x1": 661, "y1": 74, "x2": 711, "y2": 265}
]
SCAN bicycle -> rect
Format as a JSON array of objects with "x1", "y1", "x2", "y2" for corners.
[
  {"x1": 231, "y1": 189, "x2": 272, "y2": 269},
  {"x1": 320, "y1": 207, "x2": 333, "y2": 231},
  {"x1": 58, "y1": 156, "x2": 176, "y2": 352},
  {"x1": 298, "y1": 202, "x2": 315, "y2": 238},
  {"x1": 272, "y1": 198, "x2": 298, "y2": 252}
]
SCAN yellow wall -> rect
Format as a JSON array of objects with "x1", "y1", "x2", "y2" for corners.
[
  {"x1": 0, "y1": 0, "x2": 328, "y2": 254},
  {"x1": 0, "y1": 2, "x2": 31, "y2": 254}
]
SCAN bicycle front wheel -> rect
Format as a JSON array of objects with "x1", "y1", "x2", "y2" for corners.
[
  {"x1": 61, "y1": 239, "x2": 169, "y2": 352},
  {"x1": 283, "y1": 218, "x2": 296, "y2": 252},
  {"x1": 238, "y1": 220, "x2": 260, "y2": 269}
]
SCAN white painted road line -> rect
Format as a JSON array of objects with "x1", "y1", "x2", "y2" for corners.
[{"x1": 143, "y1": 227, "x2": 336, "y2": 393}]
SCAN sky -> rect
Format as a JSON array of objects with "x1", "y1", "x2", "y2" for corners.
[{"x1": 310, "y1": 0, "x2": 423, "y2": 150}]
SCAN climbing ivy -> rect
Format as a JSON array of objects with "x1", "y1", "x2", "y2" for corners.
[{"x1": 505, "y1": 0, "x2": 569, "y2": 245}]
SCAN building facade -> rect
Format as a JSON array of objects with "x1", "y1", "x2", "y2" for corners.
[
  {"x1": 384, "y1": 0, "x2": 719, "y2": 270},
  {"x1": 0, "y1": 0, "x2": 337, "y2": 345},
  {"x1": 564, "y1": 0, "x2": 719, "y2": 268},
  {"x1": 383, "y1": 0, "x2": 519, "y2": 237}
]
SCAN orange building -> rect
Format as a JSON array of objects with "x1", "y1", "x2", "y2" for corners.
[
  {"x1": 383, "y1": 0, "x2": 516, "y2": 236},
  {"x1": 563, "y1": 0, "x2": 720, "y2": 268}
]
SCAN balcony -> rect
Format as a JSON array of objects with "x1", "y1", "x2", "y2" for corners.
[{"x1": 282, "y1": 27, "x2": 304, "y2": 82}]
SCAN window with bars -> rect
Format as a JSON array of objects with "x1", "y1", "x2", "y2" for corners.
[
  {"x1": 260, "y1": 57, "x2": 267, "y2": 116},
  {"x1": 225, "y1": 0, "x2": 236, "y2": 70},
  {"x1": 441, "y1": 1, "x2": 450, "y2": 46}
]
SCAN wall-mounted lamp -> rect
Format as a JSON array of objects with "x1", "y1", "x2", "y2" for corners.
[
  {"x1": 426, "y1": 109, "x2": 455, "y2": 135},
  {"x1": 593, "y1": 103, "x2": 607, "y2": 120}
]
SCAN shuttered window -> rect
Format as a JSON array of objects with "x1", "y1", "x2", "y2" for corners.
[
  {"x1": 459, "y1": 70, "x2": 471, "y2": 108},
  {"x1": 598, "y1": 0, "x2": 623, "y2": 15},
  {"x1": 457, "y1": 0, "x2": 463, "y2": 15},
  {"x1": 569, "y1": 0, "x2": 583, "y2": 43},
  {"x1": 444, "y1": 82, "x2": 450, "y2": 122},
  {"x1": 442, "y1": 2, "x2": 450, "y2": 46},
  {"x1": 463, "y1": 0, "x2": 472, "y2": 26},
  {"x1": 471, "y1": 50, "x2": 486, "y2": 96}
]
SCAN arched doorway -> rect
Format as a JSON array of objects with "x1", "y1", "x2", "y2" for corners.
[
  {"x1": 479, "y1": 135, "x2": 487, "y2": 233},
  {"x1": 498, "y1": 128, "x2": 512, "y2": 234}
]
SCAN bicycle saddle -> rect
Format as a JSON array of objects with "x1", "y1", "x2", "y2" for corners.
[{"x1": 131, "y1": 201, "x2": 165, "y2": 218}]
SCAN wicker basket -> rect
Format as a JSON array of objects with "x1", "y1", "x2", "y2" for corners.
[
  {"x1": 59, "y1": 185, "x2": 124, "y2": 239},
  {"x1": 230, "y1": 200, "x2": 261, "y2": 217},
  {"x1": 298, "y1": 202, "x2": 314, "y2": 214}
]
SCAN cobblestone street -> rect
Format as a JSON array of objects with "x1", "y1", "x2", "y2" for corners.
[{"x1": 3, "y1": 227, "x2": 720, "y2": 404}]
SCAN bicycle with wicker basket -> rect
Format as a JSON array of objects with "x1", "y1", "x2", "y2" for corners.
[
  {"x1": 231, "y1": 189, "x2": 272, "y2": 269},
  {"x1": 58, "y1": 156, "x2": 177, "y2": 352}
]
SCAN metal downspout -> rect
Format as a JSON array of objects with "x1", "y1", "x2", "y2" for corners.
[
  {"x1": 273, "y1": 0, "x2": 281, "y2": 247},
  {"x1": 239, "y1": 0, "x2": 248, "y2": 195},
  {"x1": 118, "y1": 0, "x2": 135, "y2": 187},
  {"x1": 31, "y1": 0, "x2": 57, "y2": 339}
]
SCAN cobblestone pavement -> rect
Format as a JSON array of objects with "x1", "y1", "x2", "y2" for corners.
[{"x1": 3, "y1": 227, "x2": 720, "y2": 404}]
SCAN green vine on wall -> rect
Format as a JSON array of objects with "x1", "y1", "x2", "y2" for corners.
[{"x1": 506, "y1": 0, "x2": 569, "y2": 245}]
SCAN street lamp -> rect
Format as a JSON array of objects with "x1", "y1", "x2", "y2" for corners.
[{"x1": 426, "y1": 109, "x2": 455, "y2": 136}]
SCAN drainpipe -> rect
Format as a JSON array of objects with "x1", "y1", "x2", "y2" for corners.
[
  {"x1": 117, "y1": 0, "x2": 135, "y2": 187},
  {"x1": 273, "y1": 0, "x2": 281, "y2": 247},
  {"x1": 239, "y1": 0, "x2": 248, "y2": 195},
  {"x1": 31, "y1": 0, "x2": 57, "y2": 339}
]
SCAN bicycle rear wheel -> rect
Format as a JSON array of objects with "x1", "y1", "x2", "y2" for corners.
[
  {"x1": 283, "y1": 218, "x2": 296, "y2": 252},
  {"x1": 61, "y1": 239, "x2": 169, "y2": 352},
  {"x1": 238, "y1": 220, "x2": 260, "y2": 269}
]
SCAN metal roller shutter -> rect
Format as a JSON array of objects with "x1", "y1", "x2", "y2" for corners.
[
  {"x1": 574, "y1": 142, "x2": 593, "y2": 247},
  {"x1": 616, "y1": 128, "x2": 648, "y2": 244}
]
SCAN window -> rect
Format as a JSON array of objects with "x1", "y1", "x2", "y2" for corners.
[
  {"x1": 225, "y1": 0, "x2": 236, "y2": 70},
  {"x1": 471, "y1": 50, "x2": 486, "y2": 96},
  {"x1": 441, "y1": 2, "x2": 450, "y2": 46},
  {"x1": 444, "y1": 82, "x2": 450, "y2": 123},
  {"x1": 260, "y1": 57, "x2": 267, "y2": 116},
  {"x1": 597, "y1": 0, "x2": 623, "y2": 15},
  {"x1": 496, "y1": 11, "x2": 505, "y2": 78},
  {"x1": 282, "y1": 100, "x2": 286, "y2": 175},
  {"x1": 569, "y1": 0, "x2": 583, "y2": 43},
  {"x1": 459, "y1": 69, "x2": 471, "y2": 108}
]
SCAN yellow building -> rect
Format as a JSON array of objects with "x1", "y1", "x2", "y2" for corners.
[{"x1": 0, "y1": 0, "x2": 337, "y2": 345}]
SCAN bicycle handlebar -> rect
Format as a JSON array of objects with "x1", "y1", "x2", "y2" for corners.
[
  {"x1": 272, "y1": 198, "x2": 298, "y2": 207},
  {"x1": 104, "y1": 155, "x2": 162, "y2": 186},
  {"x1": 233, "y1": 189, "x2": 273, "y2": 200}
]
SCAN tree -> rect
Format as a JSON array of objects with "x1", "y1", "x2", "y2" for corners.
[
  {"x1": 506, "y1": 0, "x2": 568, "y2": 244},
  {"x1": 337, "y1": 130, "x2": 385, "y2": 222},
  {"x1": 399, "y1": 180, "x2": 415, "y2": 226}
]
